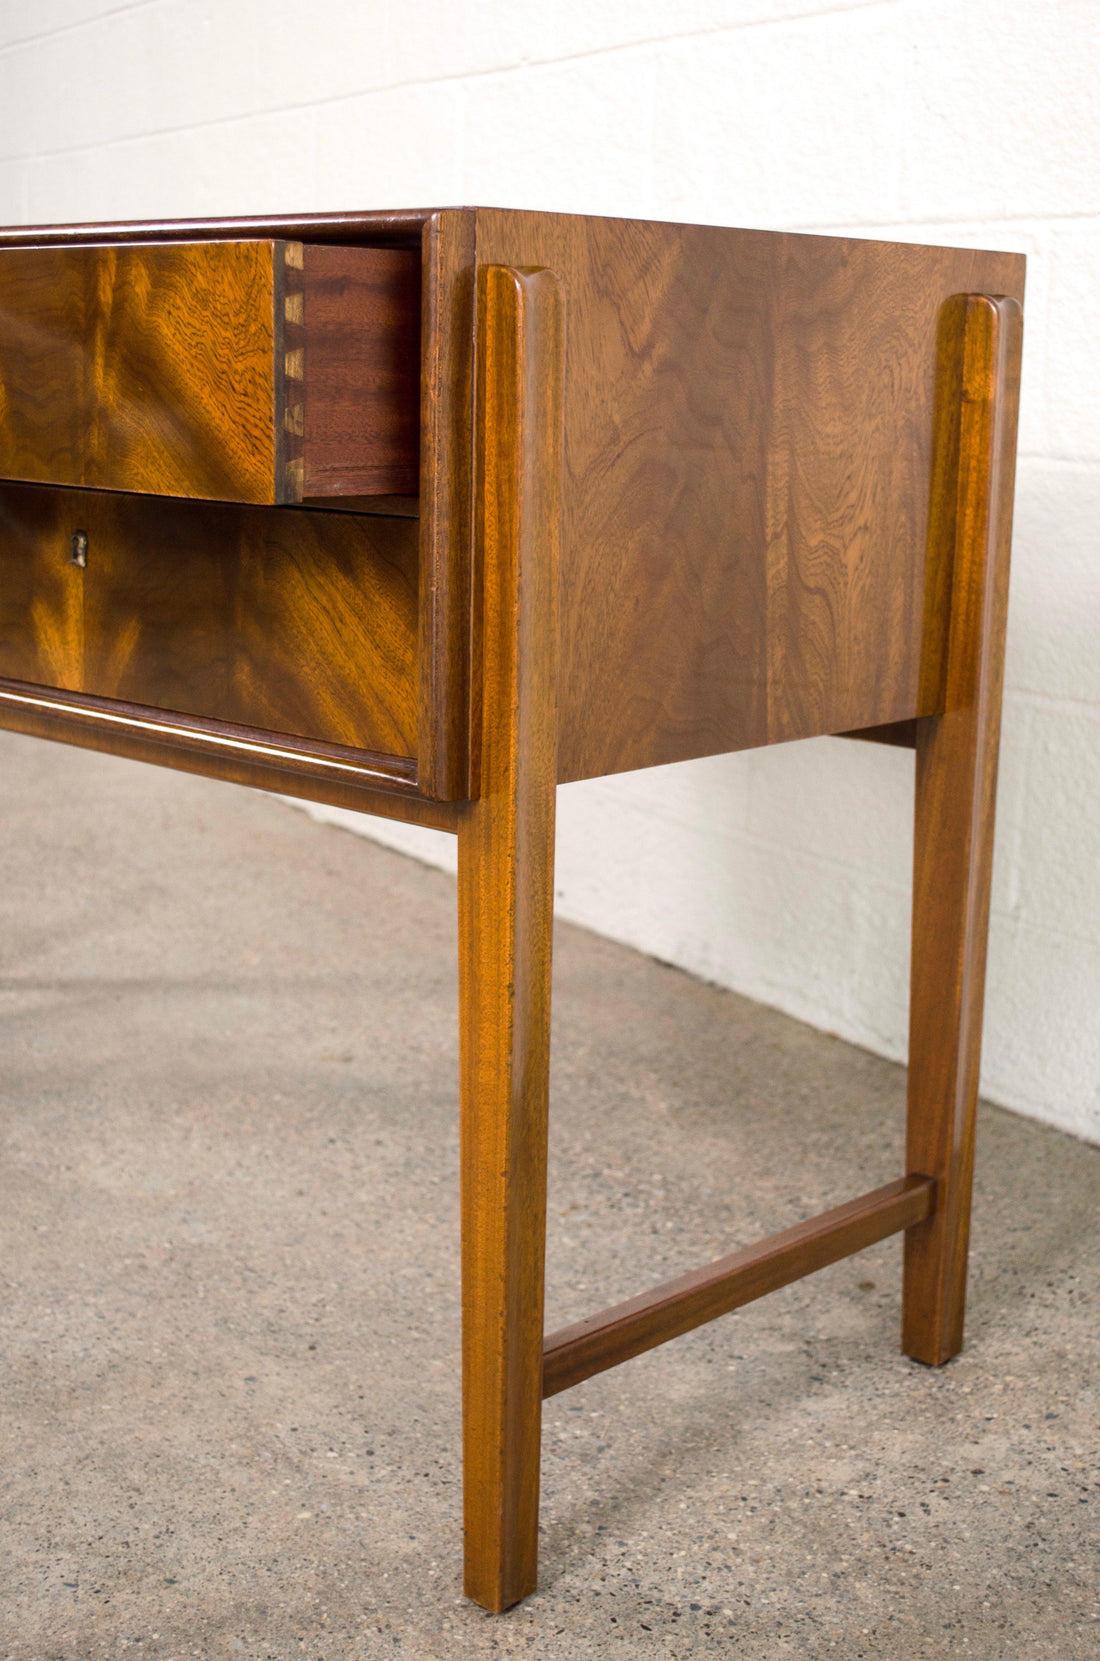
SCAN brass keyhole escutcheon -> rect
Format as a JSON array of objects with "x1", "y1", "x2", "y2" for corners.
[{"x1": 70, "y1": 530, "x2": 88, "y2": 568}]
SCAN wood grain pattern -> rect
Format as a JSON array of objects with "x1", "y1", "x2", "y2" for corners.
[
  {"x1": 0, "y1": 485, "x2": 83, "y2": 689},
  {"x1": 0, "y1": 238, "x2": 422, "y2": 507},
  {"x1": 0, "y1": 207, "x2": 1030, "y2": 1614},
  {"x1": 543, "y1": 1176, "x2": 935, "y2": 1398},
  {"x1": 416, "y1": 208, "x2": 477, "y2": 801},
  {"x1": 457, "y1": 266, "x2": 564, "y2": 1612},
  {"x1": 300, "y1": 244, "x2": 420, "y2": 498},
  {"x1": 471, "y1": 211, "x2": 1025, "y2": 784},
  {"x1": 0, "y1": 210, "x2": 432, "y2": 250},
  {"x1": 0, "y1": 208, "x2": 475, "y2": 805},
  {"x1": 0, "y1": 674, "x2": 458, "y2": 826},
  {"x1": 0, "y1": 210, "x2": 1027, "y2": 804},
  {"x1": 902, "y1": 295, "x2": 1023, "y2": 1365},
  {"x1": 0, "y1": 241, "x2": 281, "y2": 501},
  {"x1": 0, "y1": 482, "x2": 420, "y2": 757}
]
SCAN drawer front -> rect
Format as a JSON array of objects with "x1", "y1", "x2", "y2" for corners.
[
  {"x1": 0, "y1": 240, "x2": 420, "y2": 505},
  {"x1": 0, "y1": 483, "x2": 419, "y2": 758}
]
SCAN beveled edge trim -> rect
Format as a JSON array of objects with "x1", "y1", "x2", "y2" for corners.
[
  {"x1": 0, "y1": 209, "x2": 445, "y2": 249},
  {"x1": 0, "y1": 676, "x2": 466, "y2": 831},
  {"x1": 0, "y1": 676, "x2": 417, "y2": 789}
]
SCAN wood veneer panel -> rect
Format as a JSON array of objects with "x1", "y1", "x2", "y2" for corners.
[
  {"x1": 0, "y1": 238, "x2": 423, "y2": 506},
  {"x1": 0, "y1": 208, "x2": 470, "y2": 803},
  {"x1": 0, "y1": 483, "x2": 419, "y2": 758},
  {"x1": 0, "y1": 241, "x2": 281, "y2": 502},
  {"x1": 0, "y1": 484, "x2": 84, "y2": 689},
  {"x1": 472, "y1": 212, "x2": 1025, "y2": 782}
]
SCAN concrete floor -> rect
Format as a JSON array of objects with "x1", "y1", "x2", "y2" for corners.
[{"x1": 0, "y1": 730, "x2": 1096, "y2": 1661}]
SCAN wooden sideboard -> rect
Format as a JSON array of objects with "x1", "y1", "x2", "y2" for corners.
[{"x1": 0, "y1": 207, "x2": 1024, "y2": 1611}]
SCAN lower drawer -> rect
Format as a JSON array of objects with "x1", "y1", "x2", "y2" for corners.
[{"x1": 0, "y1": 483, "x2": 419, "y2": 759}]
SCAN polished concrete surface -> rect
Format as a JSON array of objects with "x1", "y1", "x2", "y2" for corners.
[{"x1": 0, "y1": 731, "x2": 1096, "y2": 1660}]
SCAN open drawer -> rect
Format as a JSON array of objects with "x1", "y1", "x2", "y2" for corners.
[{"x1": 0, "y1": 239, "x2": 420, "y2": 504}]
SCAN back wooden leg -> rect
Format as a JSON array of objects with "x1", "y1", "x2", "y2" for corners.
[
  {"x1": 903, "y1": 294, "x2": 1023, "y2": 1366},
  {"x1": 457, "y1": 264, "x2": 563, "y2": 1611}
]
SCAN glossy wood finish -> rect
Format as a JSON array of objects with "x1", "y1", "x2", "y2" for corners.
[
  {"x1": 0, "y1": 486, "x2": 83, "y2": 689},
  {"x1": 457, "y1": 266, "x2": 563, "y2": 1613},
  {"x1": 0, "y1": 674, "x2": 460, "y2": 829},
  {"x1": 0, "y1": 209, "x2": 433, "y2": 249},
  {"x1": 543, "y1": 1176, "x2": 935, "y2": 1399},
  {"x1": 0, "y1": 211, "x2": 1027, "y2": 805},
  {"x1": 902, "y1": 295, "x2": 1023, "y2": 1365},
  {"x1": 472, "y1": 212, "x2": 1025, "y2": 784},
  {"x1": 0, "y1": 209, "x2": 468, "y2": 802},
  {"x1": 0, "y1": 482, "x2": 420, "y2": 757},
  {"x1": 0, "y1": 239, "x2": 420, "y2": 505},
  {"x1": 416, "y1": 209, "x2": 477, "y2": 801},
  {"x1": 0, "y1": 209, "x2": 1028, "y2": 1614},
  {"x1": 296, "y1": 244, "x2": 420, "y2": 498},
  {"x1": 0, "y1": 240, "x2": 281, "y2": 501}
]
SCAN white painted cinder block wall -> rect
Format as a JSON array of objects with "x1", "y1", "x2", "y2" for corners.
[{"x1": 0, "y1": 2, "x2": 1096, "y2": 1142}]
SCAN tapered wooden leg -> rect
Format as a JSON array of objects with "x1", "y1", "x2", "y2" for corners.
[
  {"x1": 457, "y1": 264, "x2": 564, "y2": 1611},
  {"x1": 903, "y1": 294, "x2": 1023, "y2": 1366}
]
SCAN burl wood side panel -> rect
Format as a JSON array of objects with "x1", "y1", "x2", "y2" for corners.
[
  {"x1": 0, "y1": 484, "x2": 419, "y2": 757},
  {"x1": 0, "y1": 241, "x2": 281, "y2": 503},
  {"x1": 473, "y1": 212, "x2": 1026, "y2": 783}
]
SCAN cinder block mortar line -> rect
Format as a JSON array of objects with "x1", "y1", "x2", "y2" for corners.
[
  {"x1": 574, "y1": 787, "x2": 915, "y2": 896},
  {"x1": 789, "y1": 209, "x2": 1100, "y2": 231},
  {"x1": 993, "y1": 911, "x2": 1100, "y2": 959},
  {"x1": 1015, "y1": 455, "x2": 1100, "y2": 468},
  {"x1": 0, "y1": 0, "x2": 899, "y2": 166},
  {"x1": 0, "y1": 0, "x2": 161, "y2": 58},
  {"x1": 1003, "y1": 689, "x2": 1100, "y2": 721}
]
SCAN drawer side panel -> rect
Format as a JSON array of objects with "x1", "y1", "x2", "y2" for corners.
[{"x1": 301, "y1": 244, "x2": 421, "y2": 498}]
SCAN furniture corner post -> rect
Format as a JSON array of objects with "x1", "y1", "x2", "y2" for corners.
[
  {"x1": 457, "y1": 264, "x2": 564, "y2": 1611},
  {"x1": 902, "y1": 293, "x2": 1023, "y2": 1367}
]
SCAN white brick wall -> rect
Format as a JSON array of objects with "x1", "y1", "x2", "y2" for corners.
[{"x1": 0, "y1": 0, "x2": 1096, "y2": 1141}]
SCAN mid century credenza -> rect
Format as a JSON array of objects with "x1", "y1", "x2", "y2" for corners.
[{"x1": 0, "y1": 207, "x2": 1024, "y2": 1611}]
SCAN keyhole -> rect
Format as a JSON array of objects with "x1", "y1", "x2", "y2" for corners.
[{"x1": 70, "y1": 530, "x2": 88, "y2": 568}]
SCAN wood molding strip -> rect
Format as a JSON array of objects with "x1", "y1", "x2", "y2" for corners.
[
  {"x1": 0, "y1": 675, "x2": 466, "y2": 831},
  {"x1": 542, "y1": 1174, "x2": 936, "y2": 1399},
  {"x1": 0, "y1": 675, "x2": 415, "y2": 786},
  {"x1": 456, "y1": 264, "x2": 565, "y2": 1611},
  {"x1": 0, "y1": 209, "x2": 437, "y2": 249}
]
